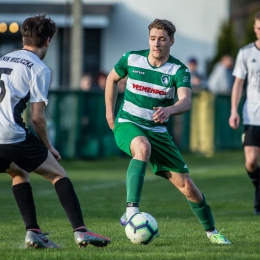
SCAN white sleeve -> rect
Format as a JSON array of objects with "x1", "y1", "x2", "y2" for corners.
[
  {"x1": 232, "y1": 49, "x2": 247, "y2": 79},
  {"x1": 30, "y1": 67, "x2": 50, "y2": 105}
]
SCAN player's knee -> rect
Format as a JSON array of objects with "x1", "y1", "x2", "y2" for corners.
[
  {"x1": 131, "y1": 137, "x2": 151, "y2": 160},
  {"x1": 245, "y1": 158, "x2": 258, "y2": 171},
  {"x1": 133, "y1": 142, "x2": 151, "y2": 160},
  {"x1": 181, "y1": 178, "x2": 198, "y2": 198},
  {"x1": 8, "y1": 170, "x2": 29, "y2": 179},
  {"x1": 51, "y1": 166, "x2": 67, "y2": 179},
  {"x1": 139, "y1": 141, "x2": 151, "y2": 155},
  {"x1": 6, "y1": 164, "x2": 29, "y2": 179},
  {"x1": 45, "y1": 169, "x2": 67, "y2": 184},
  {"x1": 35, "y1": 162, "x2": 67, "y2": 183}
]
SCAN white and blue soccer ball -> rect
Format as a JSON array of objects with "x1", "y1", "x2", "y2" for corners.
[{"x1": 125, "y1": 212, "x2": 159, "y2": 244}]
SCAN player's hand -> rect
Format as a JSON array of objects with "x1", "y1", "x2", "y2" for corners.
[
  {"x1": 153, "y1": 107, "x2": 170, "y2": 123},
  {"x1": 49, "y1": 146, "x2": 61, "y2": 161},
  {"x1": 229, "y1": 112, "x2": 240, "y2": 129},
  {"x1": 106, "y1": 114, "x2": 115, "y2": 130}
]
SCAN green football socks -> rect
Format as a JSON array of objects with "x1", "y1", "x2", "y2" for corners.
[
  {"x1": 187, "y1": 194, "x2": 215, "y2": 230},
  {"x1": 126, "y1": 159, "x2": 147, "y2": 204}
]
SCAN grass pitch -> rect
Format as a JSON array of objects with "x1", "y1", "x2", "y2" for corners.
[{"x1": 0, "y1": 150, "x2": 259, "y2": 259}]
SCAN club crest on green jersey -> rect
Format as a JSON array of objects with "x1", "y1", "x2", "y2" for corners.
[
  {"x1": 182, "y1": 76, "x2": 190, "y2": 83},
  {"x1": 161, "y1": 74, "x2": 170, "y2": 86}
]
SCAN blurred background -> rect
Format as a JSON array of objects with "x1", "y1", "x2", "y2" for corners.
[{"x1": 0, "y1": 0, "x2": 259, "y2": 158}]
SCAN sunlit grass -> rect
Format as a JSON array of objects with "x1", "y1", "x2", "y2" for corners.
[{"x1": 0, "y1": 150, "x2": 259, "y2": 259}]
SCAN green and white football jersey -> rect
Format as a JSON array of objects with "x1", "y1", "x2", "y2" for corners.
[{"x1": 114, "y1": 49, "x2": 191, "y2": 133}]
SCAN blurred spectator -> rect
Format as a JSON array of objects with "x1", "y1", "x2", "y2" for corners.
[
  {"x1": 117, "y1": 76, "x2": 127, "y2": 93},
  {"x1": 80, "y1": 72, "x2": 93, "y2": 91},
  {"x1": 187, "y1": 57, "x2": 207, "y2": 92},
  {"x1": 79, "y1": 73, "x2": 93, "y2": 151},
  {"x1": 93, "y1": 71, "x2": 107, "y2": 92},
  {"x1": 207, "y1": 55, "x2": 234, "y2": 94}
]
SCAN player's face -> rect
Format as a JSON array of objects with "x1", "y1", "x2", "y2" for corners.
[
  {"x1": 254, "y1": 20, "x2": 260, "y2": 41},
  {"x1": 149, "y1": 28, "x2": 174, "y2": 61}
]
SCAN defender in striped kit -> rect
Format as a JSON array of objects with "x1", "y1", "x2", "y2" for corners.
[{"x1": 105, "y1": 18, "x2": 231, "y2": 244}]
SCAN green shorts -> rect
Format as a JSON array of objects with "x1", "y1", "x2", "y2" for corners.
[{"x1": 113, "y1": 122, "x2": 189, "y2": 178}]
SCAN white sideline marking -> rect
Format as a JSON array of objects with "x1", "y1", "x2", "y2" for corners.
[
  {"x1": 34, "y1": 177, "x2": 157, "y2": 196},
  {"x1": 82, "y1": 180, "x2": 126, "y2": 191}
]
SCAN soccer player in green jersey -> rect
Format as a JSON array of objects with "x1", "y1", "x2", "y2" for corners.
[{"x1": 105, "y1": 18, "x2": 231, "y2": 244}]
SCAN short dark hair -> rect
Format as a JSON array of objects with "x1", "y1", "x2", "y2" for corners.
[
  {"x1": 148, "y1": 19, "x2": 176, "y2": 38},
  {"x1": 20, "y1": 14, "x2": 58, "y2": 47},
  {"x1": 255, "y1": 11, "x2": 260, "y2": 21},
  {"x1": 188, "y1": 57, "x2": 198, "y2": 64}
]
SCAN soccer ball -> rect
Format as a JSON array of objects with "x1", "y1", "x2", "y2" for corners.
[{"x1": 125, "y1": 212, "x2": 159, "y2": 244}]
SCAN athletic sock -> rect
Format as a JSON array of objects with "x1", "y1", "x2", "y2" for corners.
[
  {"x1": 126, "y1": 202, "x2": 139, "y2": 219},
  {"x1": 74, "y1": 226, "x2": 87, "y2": 233},
  {"x1": 126, "y1": 159, "x2": 147, "y2": 204},
  {"x1": 27, "y1": 228, "x2": 42, "y2": 234},
  {"x1": 246, "y1": 167, "x2": 260, "y2": 189},
  {"x1": 12, "y1": 182, "x2": 40, "y2": 230},
  {"x1": 186, "y1": 194, "x2": 215, "y2": 230},
  {"x1": 54, "y1": 177, "x2": 85, "y2": 230},
  {"x1": 206, "y1": 229, "x2": 218, "y2": 238}
]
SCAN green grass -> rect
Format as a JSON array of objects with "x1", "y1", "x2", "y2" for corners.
[{"x1": 0, "y1": 150, "x2": 260, "y2": 259}]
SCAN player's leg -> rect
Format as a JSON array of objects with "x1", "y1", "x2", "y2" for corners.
[
  {"x1": 243, "y1": 125, "x2": 260, "y2": 215},
  {"x1": 34, "y1": 150, "x2": 84, "y2": 229},
  {"x1": 113, "y1": 123, "x2": 149, "y2": 224},
  {"x1": 148, "y1": 131, "x2": 231, "y2": 244},
  {"x1": 164, "y1": 171, "x2": 230, "y2": 244},
  {"x1": 244, "y1": 146, "x2": 260, "y2": 214},
  {"x1": 7, "y1": 163, "x2": 37, "y2": 231},
  {"x1": 3, "y1": 133, "x2": 62, "y2": 247},
  {"x1": 149, "y1": 131, "x2": 214, "y2": 230},
  {"x1": 4, "y1": 134, "x2": 110, "y2": 248},
  {"x1": 0, "y1": 143, "x2": 58, "y2": 249},
  {"x1": 34, "y1": 151, "x2": 111, "y2": 247},
  {"x1": 125, "y1": 136, "x2": 150, "y2": 217},
  {"x1": 164, "y1": 171, "x2": 213, "y2": 228},
  {"x1": 4, "y1": 162, "x2": 60, "y2": 249}
]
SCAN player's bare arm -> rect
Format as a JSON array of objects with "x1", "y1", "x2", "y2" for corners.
[
  {"x1": 105, "y1": 68, "x2": 121, "y2": 130},
  {"x1": 153, "y1": 87, "x2": 191, "y2": 123},
  {"x1": 31, "y1": 102, "x2": 61, "y2": 160},
  {"x1": 229, "y1": 77, "x2": 244, "y2": 129}
]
